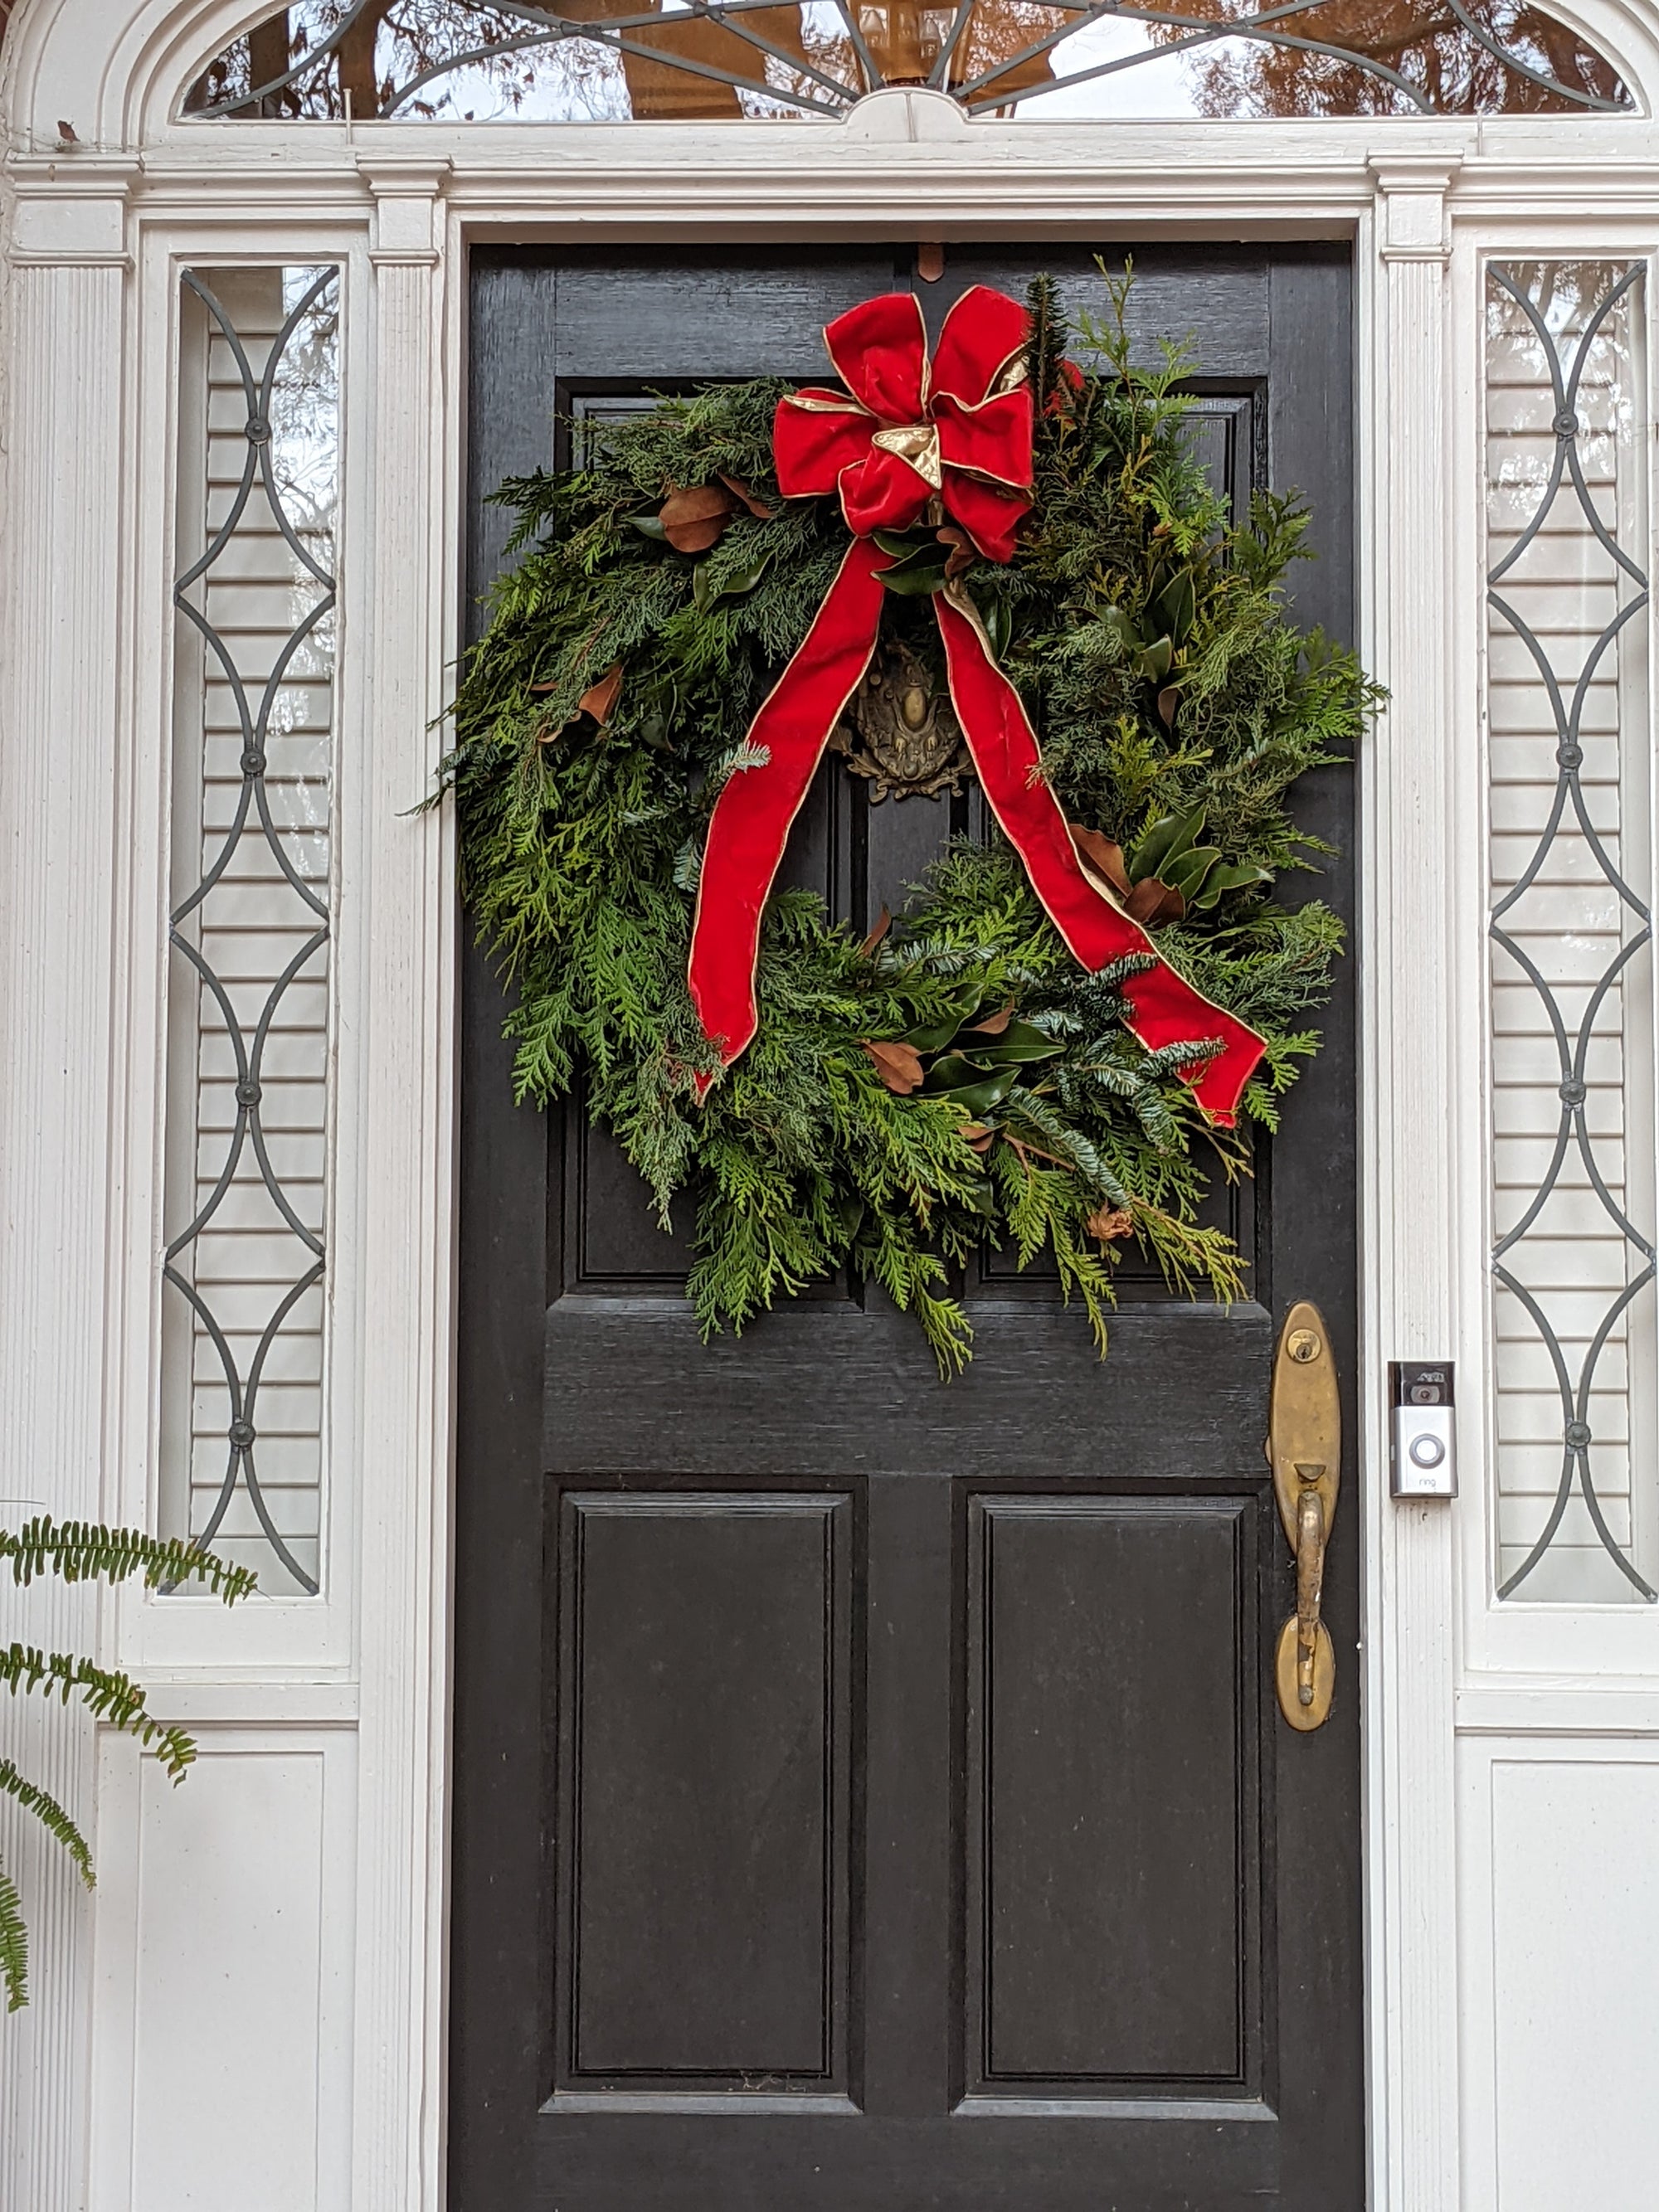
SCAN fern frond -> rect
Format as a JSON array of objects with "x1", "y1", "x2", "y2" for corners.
[
  {"x1": 0, "y1": 1857, "x2": 27, "y2": 2013},
  {"x1": 0, "y1": 1761, "x2": 95, "y2": 1890},
  {"x1": 0, "y1": 1519, "x2": 256, "y2": 1604},
  {"x1": 1, "y1": 1645, "x2": 198, "y2": 1781}
]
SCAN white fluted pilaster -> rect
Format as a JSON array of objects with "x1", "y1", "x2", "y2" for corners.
[
  {"x1": 1364, "y1": 157, "x2": 1465, "y2": 2212},
  {"x1": 0, "y1": 162, "x2": 137, "y2": 2212},
  {"x1": 348, "y1": 154, "x2": 455, "y2": 2212}
]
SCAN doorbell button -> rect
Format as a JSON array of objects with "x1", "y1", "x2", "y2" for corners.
[{"x1": 1389, "y1": 1361, "x2": 1457, "y2": 1499}]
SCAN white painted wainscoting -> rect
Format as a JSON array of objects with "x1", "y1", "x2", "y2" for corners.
[{"x1": 4, "y1": 3, "x2": 1659, "y2": 2208}]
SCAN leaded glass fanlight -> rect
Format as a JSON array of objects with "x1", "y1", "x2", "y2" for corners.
[{"x1": 187, "y1": 0, "x2": 1632, "y2": 122}]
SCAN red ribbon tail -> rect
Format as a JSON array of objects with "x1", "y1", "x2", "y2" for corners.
[
  {"x1": 932, "y1": 589, "x2": 1267, "y2": 1126},
  {"x1": 688, "y1": 539, "x2": 888, "y2": 1093}
]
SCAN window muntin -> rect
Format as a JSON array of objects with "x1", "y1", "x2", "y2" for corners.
[
  {"x1": 184, "y1": 0, "x2": 1632, "y2": 124},
  {"x1": 1485, "y1": 260, "x2": 1658, "y2": 1605},
  {"x1": 162, "y1": 267, "x2": 341, "y2": 1597}
]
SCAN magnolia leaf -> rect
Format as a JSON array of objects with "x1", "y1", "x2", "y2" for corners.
[
  {"x1": 904, "y1": 985, "x2": 985, "y2": 1053},
  {"x1": 1156, "y1": 684, "x2": 1181, "y2": 728},
  {"x1": 880, "y1": 557, "x2": 949, "y2": 598},
  {"x1": 659, "y1": 482, "x2": 737, "y2": 552},
  {"x1": 936, "y1": 524, "x2": 976, "y2": 581},
  {"x1": 873, "y1": 528, "x2": 931, "y2": 559},
  {"x1": 1068, "y1": 822, "x2": 1132, "y2": 897},
  {"x1": 718, "y1": 474, "x2": 776, "y2": 519},
  {"x1": 958, "y1": 1121, "x2": 996, "y2": 1155},
  {"x1": 1162, "y1": 844, "x2": 1224, "y2": 899},
  {"x1": 628, "y1": 512, "x2": 669, "y2": 541},
  {"x1": 859, "y1": 907, "x2": 893, "y2": 957},
  {"x1": 1155, "y1": 567, "x2": 1197, "y2": 641},
  {"x1": 1098, "y1": 604, "x2": 1139, "y2": 657},
  {"x1": 933, "y1": 1068, "x2": 1022, "y2": 1115},
  {"x1": 981, "y1": 597, "x2": 1014, "y2": 662},
  {"x1": 863, "y1": 1038, "x2": 926, "y2": 1094},
  {"x1": 1137, "y1": 634, "x2": 1175, "y2": 683},
  {"x1": 1131, "y1": 806, "x2": 1206, "y2": 883},
  {"x1": 923, "y1": 1053, "x2": 997, "y2": 1091},
  {"x1": 577, "y1": 664, "x2": 623, "y2": 727},
  {"x1": 1188, "y1": 859, "x2": 1272, "y2": 910},
  {"x1": 970, "y1": 1023, "x2": 1063, "y2": 1067},
  {"x1": 1125, "y1": 876, "x2": 1185, "y2": 926},
  {"x1": 694, "y1": 549, "x2": 775, "y2": 612},
  {"x1": 964, "y1": 999, "x2": 1014, "y2": 1037}
]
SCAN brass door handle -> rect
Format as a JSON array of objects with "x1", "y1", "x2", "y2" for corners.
[{"x1": 1268, "y1": 1301, "x2": 1340, "y2": 1730}]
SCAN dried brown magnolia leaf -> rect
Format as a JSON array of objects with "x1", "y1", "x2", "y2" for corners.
[
  {"x1": 1068, "y1": 821, "x2": 1132, "y2": 898},
  {"x1": 667, "y1": 516, "x2": 729, "y2": 553},
  {"x1": 1086, "y1": 1205, "x2": 1136, "y2": 1242},
  {"x1": 1126, "y1": 876, "x2": 1185, "y2": 926},
  {"x1": 937, "y1": 523, "x2": 975, "y2": 579},
  {"x1": 1156, "y1": 685, "x2": 1181, "y2": 729},
  {"x1": 859, "y1": 907, "x2": 893, "y2": 958},
  {"x1": 965, "y1": 1000, "x2": 1014, "y2": 1036},
  {"x1": 719, "y1": 474, "x2": 777, "y2": 520},
  {"x1": 659, "y1": 483, "x2": 737, "y2": 552},
  {"x1": 577, "y1": 664, "x2": 624, "y2": 726},
  {"x1": 863, "y1": 1038, "x2": 925, "y2": 1095},
  {"x1": 959, "y1": 1121, "x2": 995, "y2": 1155}
]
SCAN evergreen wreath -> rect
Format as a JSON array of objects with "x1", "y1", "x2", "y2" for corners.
[{"x1": 440, "y1": 273, "x2": 1375, "y2": 1373}]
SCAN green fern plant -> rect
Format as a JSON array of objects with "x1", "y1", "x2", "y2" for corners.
[{"x1": 0, "y1": 1519, "x2": 255, "y2": 2012}]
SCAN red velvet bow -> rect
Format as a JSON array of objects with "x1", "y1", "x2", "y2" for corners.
[
  {"x1": 772, "y1": 287, "x2": 1034, "y2": 562},
  {"x1": 686, "y1": 287, "x2": 1267, "y2": 1126}
]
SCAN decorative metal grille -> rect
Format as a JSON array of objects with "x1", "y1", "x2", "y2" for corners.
[
  {"x1": 1486, "y1": 262, "x2": 1656, "y2": 1603},
  {"x1": 163, "y1": 268, "x2": 341, "y2": 1597},
  {"x1": 185, "y1": 0, "x2": 1629, "y2": 123}
]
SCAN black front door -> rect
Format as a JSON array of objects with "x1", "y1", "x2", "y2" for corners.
[{"x1": 452, "y1": 243, "x2": 1361, "y2": 2212}]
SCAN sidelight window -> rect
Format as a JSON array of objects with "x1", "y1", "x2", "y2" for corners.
[
  {"x1": 159, "y1": 267, "x2": 341, "y2": 1597},
  {"x1": 1484, "y1": 260, "x2": 1657, "y2": 1605},
  {"x1": 183, "y1": 0, "x2": 1632, "y2": 124}
]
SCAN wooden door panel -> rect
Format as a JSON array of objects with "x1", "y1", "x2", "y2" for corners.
[
  {"x1": 542, "y1": 1304, "x2": 1272, "y2": 1475},
  {"x1": 454, "y1": 243, "x2": 1362, "y2": 2212},
  {"x1": 554, "y1": 1490, "x2": 854, "y2": 2092},
  {"x1": 966, "y1": 1495, "x2": 1258, "y2": 2093}
]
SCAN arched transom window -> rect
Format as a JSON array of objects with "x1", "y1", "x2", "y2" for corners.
[{"x1": 187, "y1": 0, "x2": 1633, "y2": 122}]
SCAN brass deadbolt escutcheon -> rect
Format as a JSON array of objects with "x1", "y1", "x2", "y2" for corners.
[{"x1": 1268, "y1": 1300, "x2": 1340, "y2": 1731}]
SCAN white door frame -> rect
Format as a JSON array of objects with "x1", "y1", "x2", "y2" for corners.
[{"x1": 5, "y1": 6, "x2": 1659, "y2": 2209}]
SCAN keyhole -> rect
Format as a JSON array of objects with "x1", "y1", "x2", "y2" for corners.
[{"x1": 1287, "y1": 1328, "x2": 1321, "y2": 1364}]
